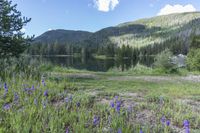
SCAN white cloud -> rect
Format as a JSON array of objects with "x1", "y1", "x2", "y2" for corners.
[
  {"x1": 93, "y1": 0, "x2": 119, "y2": 12},
  {"x1": 48, "y1": 28, "x2": 52, "y2": 31},
  {"x1": 157, "y1": 4, "x2": 196, "y2": 16}
]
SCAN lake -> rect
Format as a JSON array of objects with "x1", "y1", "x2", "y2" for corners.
[{"x1": 32, "y1": 56, "x2": 155, "y2": 72}]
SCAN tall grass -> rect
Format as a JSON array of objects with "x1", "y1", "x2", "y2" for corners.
[{"x1": 0, "y1": 56, "x2": 42, "y2": 81}]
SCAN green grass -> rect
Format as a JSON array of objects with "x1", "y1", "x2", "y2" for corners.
[{"x1": 0, "y1": 65, "x2": 200, "y2": 132}]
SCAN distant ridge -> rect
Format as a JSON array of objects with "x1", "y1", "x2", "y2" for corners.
[{"x1": 33, "y1": 12, "x2": 200, "y2": 48}]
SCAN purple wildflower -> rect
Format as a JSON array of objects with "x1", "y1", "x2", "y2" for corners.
[
  {"x1": 14, "y1": 93, "x2": 19, "y2": 103},
  {"x1": 115, "y1": 96, "x2": 119, "y2": 101},
  {"x1": 185, "y1": 127, "x2": 190, "y2": 133},
  {"x1": 116, "y1": 100, "x2": 121, "y2": 113},
  {"x1": 93, "y1": 116, "x2": 100, "y2": 126},
  {"x1": 115, "y1": 96, "x2": 118, "y2": 99},
  {"x1": 44, "y1": 90, "x2": 48, "y2": 97},
  {"x1": 110, "y1": 101, "x2": 115, "y2": 108},
  {"x1": 166, "y1": 120, "x2": 170, "y2": 126},
  {"x1": 66, "y1": 127, "x2": 69, "y2": 133},
  {"x1": 140, "y1": 129, "x2": 143, "y2": 133},
  {"x1": 42, "y1": 79, "x2": 46, "y2": 86},
  {"x1": 24, "y1": 86, "x2": 35, "y2": 95},
  {"x1": 31, "y1": 85, "x2": 35, "y2": 91},
  {"x1": 183, "y1": 120, "x2": 190, "y2": 128},
  {"x1": 161, "y1": 116, "x2": 166, "y2": 125},
  {"x1": 76, "y1": 102, "x2": 80, "y2": 107},
  {"x1": 116, "y1": 106, "x2": 120, "y2": 113},
  {"x1": 65, "y1": 97, "x2": 69, "y2": 103},
  {"x1": 3, "y1": 104, "x2": 11, "y2": 110},
  {"x1": 4, "y1": 83, "x2": 8, "y2": 90},
  {"x1": 3, "y1": 83, "x2": 8, "y2": 97},
  {"x1": 183, "y1": 120, "x2": 190, "y2": 133},
  {"x1": 118, "y1": 128, "x2": 122, "y2": 133}
]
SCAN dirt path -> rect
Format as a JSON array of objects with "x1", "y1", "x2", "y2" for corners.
[{"x1": 108, "y1": 75, "x2": 200, "y2": 83}]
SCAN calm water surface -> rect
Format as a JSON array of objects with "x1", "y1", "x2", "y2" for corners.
[{"x1": 32, "y1": 56, "x2": 155, "y2": 72}]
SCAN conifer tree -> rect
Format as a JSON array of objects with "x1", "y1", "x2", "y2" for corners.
[{"x1": 0, "y1": 0, "x2": 32, "y2": 58}]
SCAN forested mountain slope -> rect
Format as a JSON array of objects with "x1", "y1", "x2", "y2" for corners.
[
  {"x1": 87, "y1": 12, "x2": 200, "y2": 48},
  {"x1": 31, "y1": 12, "x2": 200, "y2": 55}
]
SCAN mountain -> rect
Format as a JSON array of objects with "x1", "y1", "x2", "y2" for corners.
[
  {"x1": 33, "y1": 12, "x2": 200, "y2": 48},
  {"x1": 34, "y1": 29, "x2": 92, "y2": 44}
]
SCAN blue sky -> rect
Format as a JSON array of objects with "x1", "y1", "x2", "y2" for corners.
[{"x1": 12, "y1": 0, "x2": 200, "y2": 36}]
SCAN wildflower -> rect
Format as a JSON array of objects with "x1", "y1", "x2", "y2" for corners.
[
  {"x1": 4, "y1": 83, "x2": 8, "y2": 91},
  {"x1": 116, "y1": 106, "x2": 120, "y2": 113},
  {"x1": 66, "y1": 127, "x2": 69, "y2": 133},
  {"x1": 42, "y1": 79, "x2": 46, "y2": 86},
  {"x1": 166, "y1": 120, "x2": 170, "y2": 126},
  {"x1": 115, "y1": 96, "x2": 119, "y2": 101},
  {"x1": 93, "y1": 116, "x2": 100, "y2": 126},
  {"x1": 110, "y1": 101, "x2": 114, "y2": 108},
  {"x1": 31, "y1": 85, "x2": 35, "y2": 91},
  {"x1": 118, "y1": 128, "x2": 122, "y2": 133},
  {"x1": 44, "y1": 90, "x2": 48, "y2": 97},
  {"x1": 183, "y1": 120, "x2": 190, "y2": 128},
  {"x1": 65, "y1": 97, "x2": 69, "y2": 103},
  {"x1": 76, "y1": 102, "x2": 80, "y2": 107},
  {"x1": 116, "y1": 100, "x2": 121, "y2": 113},
  {"x1": 3, "y1": 104, "x2": 11, "y2": 110},
  {"x1": 183, "y1": 120, "x2": 190, "y2": 133},
  {"x1": 3, "y1": 83, "x2": 8, "y2": 97},
  {"x1": 24, "y1": 86, "x2": 35, "y2": 95},
  {"x1": 161, "y1": 116, "x2": 166, "y2": 125},
  {"x1": 14, "y1": 92, "x2": 19, "y2": 103},
  {"x1": 185, "y1": 127, "x2": 190, "y2": 133},
  {"x1": 140, "y1": 129, "x2": 143, "y2": 133}
]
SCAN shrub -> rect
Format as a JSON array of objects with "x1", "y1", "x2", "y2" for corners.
[
  {"x1": 186, "y1": 48, "x2": 200, "y2": 71},
  {"x1": 154, "y1": 49, "x2": 177, "y2": 73}
]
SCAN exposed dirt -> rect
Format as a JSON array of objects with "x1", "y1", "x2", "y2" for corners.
[
  {"x1": 108, "y1": 75, "x2": 200, "y2": 83},
  {"x1": 66, "y1": 73, "x2": 99, "y2": 79},
  {"x1": 51, "y1": 72, "x2": 99, "y2": 80}
]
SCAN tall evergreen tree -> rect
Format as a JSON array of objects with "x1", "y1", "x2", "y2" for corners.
[{"x1": 0, "y1": 0, "x2": 32, "y2": 58}]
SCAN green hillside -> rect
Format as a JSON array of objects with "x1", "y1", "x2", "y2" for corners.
[
  {"x1": 32, "y1": 12, "x2": 200, "y2": 56},
  {"x1": 87, "y1": 12, "x2": 200, "y2": 48}
]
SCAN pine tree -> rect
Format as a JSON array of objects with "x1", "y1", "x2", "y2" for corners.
[{"x1": 0, "y1": 0, "x2": 32, "y2": 58}]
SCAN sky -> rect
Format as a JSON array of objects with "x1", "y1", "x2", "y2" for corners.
[{"x1": 12, "y1": 0, "x2": 200, "y2": 36}]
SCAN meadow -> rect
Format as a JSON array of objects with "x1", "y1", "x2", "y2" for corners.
[
  {"x1": 1, "y1": 1, "x2": 200, "y2": 133},
  {"x1": 0, "y1": 62, "x2": 200, "y2": 133}
]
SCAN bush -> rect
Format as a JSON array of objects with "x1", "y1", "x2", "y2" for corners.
[
  {"x1": 187, "y1": 49, "x2": 200, "y2": 71},
  {"x1": 154, "y1": 49, "x2": 177, "y2": 73}
]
